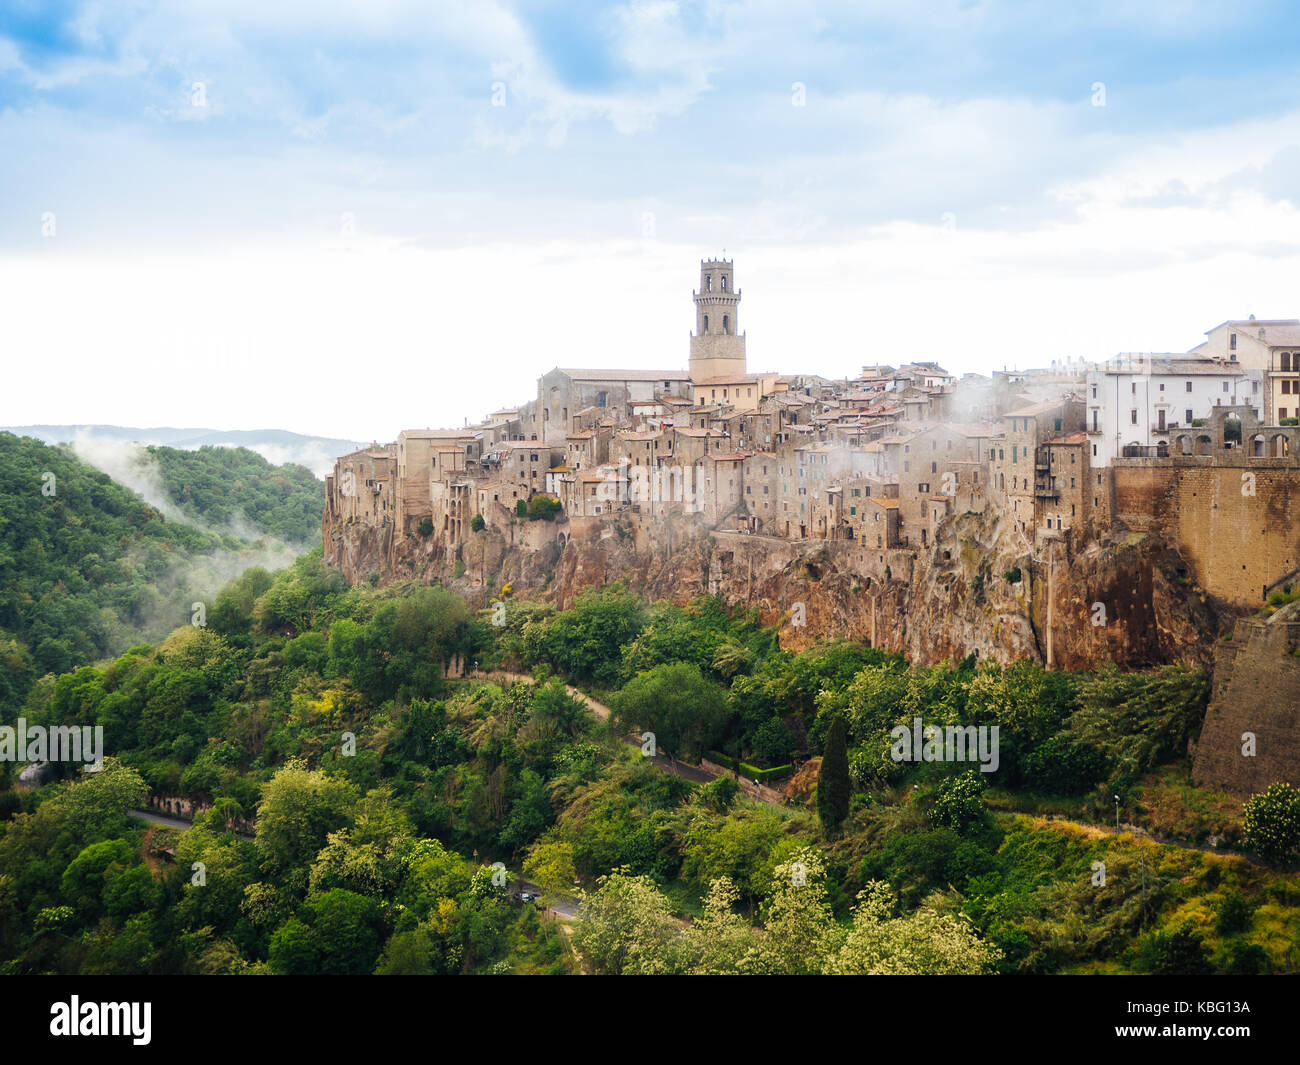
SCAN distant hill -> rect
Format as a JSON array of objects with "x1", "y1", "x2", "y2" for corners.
[
  {"x1": 147, "y1": 444, "x2": 324, "y2": 544},
  {"x1": 1, "y1": 425, "x2": 367, "y2": 478},
  {"x1": 0, "y1": 432, "x2": 319, "y2": 714}
]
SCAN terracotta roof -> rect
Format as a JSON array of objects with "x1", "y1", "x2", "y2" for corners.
[
  {"x1": 695, "y1": 374, "x2": 764, "y2": 386},
  {"x1": 1005, "y1": 400, "x2": 1064, "y2": 418}
]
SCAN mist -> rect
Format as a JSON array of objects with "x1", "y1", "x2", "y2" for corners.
[{"x1": 67, "y1": 434, "x2": 314, "y2": 649}]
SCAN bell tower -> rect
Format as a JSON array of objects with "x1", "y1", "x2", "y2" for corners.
[{"x1": 689, "y1": 258, "x2": 747, "y2": 384}]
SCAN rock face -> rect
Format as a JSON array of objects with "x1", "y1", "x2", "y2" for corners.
[
  {"x1": 324, "y1": 504, "x2": 1232, "y2": 671},
  {"x1": 1193, "y1": 603, "x2": 1300, "y2": 794}
]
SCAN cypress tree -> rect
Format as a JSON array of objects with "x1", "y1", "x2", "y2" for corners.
[{"x1": 817, "y1": 713, "x2": 851, "y2": 833}]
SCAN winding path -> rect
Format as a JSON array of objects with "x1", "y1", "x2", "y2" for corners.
[{"x1": 463, "y1": 669, "x2": 786, "y2": 805}]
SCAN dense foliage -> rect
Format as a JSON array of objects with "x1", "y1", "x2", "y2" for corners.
[
  {"x1": 3, "y1": 555, "x2": 1294, "y2": 976},
  {"x1": 0, "y1": 433, "x2": 322, "y2": 718},
  {"x1": 148, "y1": 444, "x2": 323, "y2": 544}
]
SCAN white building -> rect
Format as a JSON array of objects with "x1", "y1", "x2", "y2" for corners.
[{"x1": 1084, "y1": 354, "x2": 1263, "y2": 467}]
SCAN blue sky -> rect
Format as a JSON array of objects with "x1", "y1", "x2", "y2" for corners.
[{"x1": 3, "y1": 1, "x2": 1300, "y2": 440}]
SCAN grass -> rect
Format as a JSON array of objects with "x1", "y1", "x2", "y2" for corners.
[{"x1": 1133, "y1": 764, "x2": 1244, "y2": 846}]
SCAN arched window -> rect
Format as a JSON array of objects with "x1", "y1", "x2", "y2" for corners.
[
  {"x1": 722, "y1": 315, "x2": 729, "y2": 334},
  {"x1": 1284, "y1": 352, "x2": 1293, "y2": 372},
  {"x1": 706, "y1": 275, "x2": 712, "y2": 292},
  {"x1": 721, "y1": 275, "x2": 728, "y2": 292},
  {"x1": 703, "y1": 314, "x2": 709, "y2": 332}
]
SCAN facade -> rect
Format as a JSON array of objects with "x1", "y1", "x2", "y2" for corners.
[{"x1": 1084, "y1": 354, "x2": 1261, "y2": 468}]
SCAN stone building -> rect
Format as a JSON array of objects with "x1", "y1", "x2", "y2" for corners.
[
  {"x1": 1191, "y1": 317, "x2": 1300, "y2": 424},
  {"x1": 536, "y1": 368, "x2": 690, "y2": 445}
]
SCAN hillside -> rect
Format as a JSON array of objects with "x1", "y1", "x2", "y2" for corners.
[
  {"x1": 146, "y1": 444, "x2": 322, "y2": 544},
  {"x1": 2, "y1": 425, "x2": 366, "y2": 478},
  {"x1": 0, "y1": 432, "x2": 318, "y2": 714},
  {"x1": 2, "y1": 565, "x2": 1294, "y2": 976}
]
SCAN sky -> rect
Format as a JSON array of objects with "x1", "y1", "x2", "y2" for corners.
[{"x1": 4, "y1": 1, "x2": 1300, "y2": 442}]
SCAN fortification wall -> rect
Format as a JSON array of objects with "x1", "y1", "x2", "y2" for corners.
[{"x1": 1193, "y1": 610, "x2": 1300, "y2": 794}]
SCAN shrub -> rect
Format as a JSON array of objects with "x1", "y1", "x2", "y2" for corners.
[
  {"x1": 929, "y1": 771, "x2": 988, "y2": 832},
  {"x1": 417, "y1": 517, "x2": 434, "y2": 537},
  {"x1": 470, "y1": 513, "x2": 485, "y2": 532},
  {"x1": 1214, "y1": 890, "x2": 1254, "y2": 936},
  {"x1": 1129, "y1": 924, "x2": 1214, "y2": 975},
  {"x1": 1022, "y1": 733, "x2": 1107, "y2": 794},
  {"x1": 527, "y1": 495, "x2": 562, "y2": 521},
  {"x1": 1004, "y1": 567, "x2": 1022, "y2": 584},
  {"x1": 1242, "y1": 782, "x2": 1300, "y2": 864},
  {"x1": 700, "y1": 774, "x2": 739, "y2": 812},
  {"x1": 706, "y1": 752, "x2": 794, "y2": 782}
]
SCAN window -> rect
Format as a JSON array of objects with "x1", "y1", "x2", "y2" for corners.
[
  {"x1": 722, "y1": 315, "x2": 729, "y2": 333},
  {"x1": 1131, "y1": 382, "x2": 1137, "y2": 394},
  {"x1": 706, "y1": 274, "x2": 712, "y2": 291},
  {"x1": 1185, "y1": 409, "x2": 1193, "y2": 423},
  {"x1": 1284, "y1": 353, "x2": 1293, "y2": 372},
  {"x1": 703, "y1": 314, "x2": 709, "y2": 332},
  {"x1": 1159, "y1": 383, "x2": 1165, "y2": 391},
  {"x1": 1130, "y1": 410, "x2": 1138, "y2": 424},
  {"x1": 1230, "y1": 333, "x2": 1237, "y2": 350},
  {"x1": 918, "y1": 483, "x2": 930, "y2": 494},
  {"x1": 721, "y1": 275, "x2": 728, "y2": 292},
  {"x1": 1186, "y1": 381, "x2": 1193, "y2": 392},
  {"x1": 1222, "y1": 381, "x2": 1230, "y2": 393},
  {"x1": 931, "y1": 461, "x2": 937, "y2": 473},
  {"x1": 1091, "y1": 386, "x2": 1097, "y2": 398}
]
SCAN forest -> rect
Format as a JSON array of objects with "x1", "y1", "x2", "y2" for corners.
[
  {"x1": 0, "y1": 433, "x2": 322, "y2": 717},
  {"x1": 2, "y1": 545, "x2": 1298, "y2": 975}
]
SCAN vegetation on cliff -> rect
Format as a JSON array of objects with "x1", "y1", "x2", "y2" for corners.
[{"x1": 2, "y1": 561, "x2": 1295, "y2": 975}]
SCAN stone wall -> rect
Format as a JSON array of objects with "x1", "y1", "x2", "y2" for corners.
[{"x1": 1192, "y1": 605, "x2": 1300, "y2": 794}]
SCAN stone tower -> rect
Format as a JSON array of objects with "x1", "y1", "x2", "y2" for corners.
[{"x1": 689, "y1": 258, "x2": 747, "y2": 385}]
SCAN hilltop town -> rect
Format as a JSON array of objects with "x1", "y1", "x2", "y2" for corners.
[{"x1": 323, "y1": 260, "x2": 1300, "y2": 791}]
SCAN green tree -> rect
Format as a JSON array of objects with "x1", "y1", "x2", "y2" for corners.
[
  {"x1": 824, "y1": 881, "x2": 1001, "y2": 974},
  {"x1": 817, "y1": 714, "x2": 851, "y2": 833},
  {"x1": 254, "y1": 761, "x2": 359, "y2": 895},
  {"x1": 612, "y1": 662, "x2": 727, "y2": 760},
  {"x1": 573, "y1": 868, "x2": 683, "y2": 975},
  {"x1": 1242, "y1": 782, "x2": 1300, "y2": 865},
  {"x1": 930, "y1": 770, "x2": 988, "y2": 832}
]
